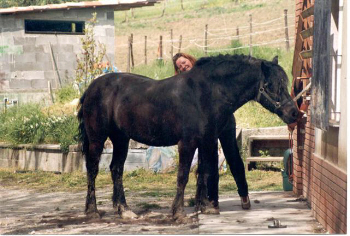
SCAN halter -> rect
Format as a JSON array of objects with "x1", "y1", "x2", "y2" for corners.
[{"x1": 256, "y1": 80, "x2": 292, "y2": 110}]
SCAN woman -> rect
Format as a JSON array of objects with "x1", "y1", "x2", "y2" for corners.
[
  {"x1": 172, "y1": 52, "x2": 197, "y2": 74},
  {"x1": 172, "y1": 52, "x2": 251, "y2": 210}
]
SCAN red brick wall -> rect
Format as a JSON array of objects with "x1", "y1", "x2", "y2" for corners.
[
  {"x1": 292, "y1": 110, "x2": 313, "y2": 197},
  {"x1": 311, "y1": 154, "x2": 347, "y2": 233},
  {"x1": 292, "y1": 0, "x2": 347, "y2": 233},
  {"x1": 292, "y1": 110, "x2": 347, "y2": 234}
]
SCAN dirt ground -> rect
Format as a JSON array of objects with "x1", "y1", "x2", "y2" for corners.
[
  {"x1": 1, "y1": 185, "x2": 326, "y2": 235},
  {"x1": 0, "y1": 186, "x2": 199, "y2": 235}
]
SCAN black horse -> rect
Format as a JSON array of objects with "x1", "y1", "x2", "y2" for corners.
[{"x1": 77, "y1": 54, "x2": 298, "y2": 220}]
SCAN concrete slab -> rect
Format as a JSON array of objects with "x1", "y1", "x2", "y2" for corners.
[
  {"x1": 0, "y1": 188, "x2": 325, "y2": 234},
  {"x1": 199, "y1": 191, "x2": 325, "y2": 234}
]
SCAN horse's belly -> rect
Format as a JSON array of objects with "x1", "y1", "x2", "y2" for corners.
[
  {"x1": 115, "y1": 103, "x2": 184, "y2": 145},
  {"x1": 126, "y1": 123, "x2": 180, "y2": 146},
  {"x1": 130, "y1": 134, "x2": 179, "y2": 147}
]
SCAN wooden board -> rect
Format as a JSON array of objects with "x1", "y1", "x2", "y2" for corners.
[
  {"x1": 300, "y1": 27, "x2": 314, "y2": 39},
  {"x1": 311, "y1": 0, "x2": 331, "y2": 131},
  {"x1": 291, "y1": 15, "x2": 304, "y2": 79},
  {"x1": 301, "y1": 5, "x2": 314, "y2": 19}
]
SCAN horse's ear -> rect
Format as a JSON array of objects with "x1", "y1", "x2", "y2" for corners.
[{"x1": 272, "y1": 56, "x2": 278, "y2": 64}]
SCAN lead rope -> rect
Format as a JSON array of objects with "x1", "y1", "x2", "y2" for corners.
[
  {"x1": 287, "y1": 132, "x2": 294, "y2": 184},
  {"x1": 286, "y1": 79, "x2": 312, "y2": 185},
  {"x1": 292, "y1": 78, "x2": 312, "y2": 102}
]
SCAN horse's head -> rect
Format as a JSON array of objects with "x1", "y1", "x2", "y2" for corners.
[{"x1": 256, "y1": 56, "x2": 299, "y2": 124}]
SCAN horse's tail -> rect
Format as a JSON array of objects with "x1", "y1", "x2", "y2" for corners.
[{"x1": 77, "y1": 92, "x2": 89, "y2": 157}]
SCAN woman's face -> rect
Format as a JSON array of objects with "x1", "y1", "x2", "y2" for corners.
[{"x1": 176, "y1": 56, "x2": 193, "y2": 72}]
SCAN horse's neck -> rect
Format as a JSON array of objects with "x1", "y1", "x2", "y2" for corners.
[
  {"x1": 233, "y1": 87, "x2": 258, "y2": 112},
  {"x1": 225, "y1": 72, "x2": 260, "y2": 112}
]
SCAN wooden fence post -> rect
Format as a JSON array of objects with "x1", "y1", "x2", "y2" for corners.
[
  {"x1": 170, "y1": 29, "x2": 173, "y2": 58},
  {"x1": 144, "y1": 35, "x2": 147, "y2": 65},
  {"x1": 236, "y1": 26, "x2": 239, "y2": 42},
  {"x1": 127, "y1": 36, "x2": 131, "y2": 72},
  {"x1": 161, "y1": 0, "x2": 167, "y2": 17},
  {"x1": 178, "y1": 35, "x2": 182, "y2": 53},
  {"x1": 130, "y1": 33, "x2": 134, "y2": 69},
  {"x1": 204, "y1": 24, "x2": 208, "y2": 55},
  {"x1": 284, "y1": 9, "x2": 290, "y2": 51},
  {"x1": 249, "y1": 14, "x2": 253, "y2": 56},
  {"x1": 159, "y1": 35, "x2": 163, "y2": 60},
  {"x1": 131, "y1": 8, "x2": 135, "y2": 19}
]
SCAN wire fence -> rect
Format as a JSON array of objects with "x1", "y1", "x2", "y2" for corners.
[{"x1": 115, "y1": 9, "x2": 295, "y2": 71}]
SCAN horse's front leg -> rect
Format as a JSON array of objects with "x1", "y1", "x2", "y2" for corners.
[
  {"x1": 171, "y1": 140, "x2": 196, "y2": 220},
  {"x1": 196, "y1": 139, "x2": 220, "y2": 214},
  {"x1": 207, "y1": 142, "x2": 219, "y2": 208},
  {"x1": 219, "y1": 116, "x2": 250, "y2": 209},
  {"x1": 109, "y1": 134, "x2": 137, "y2": 219}
]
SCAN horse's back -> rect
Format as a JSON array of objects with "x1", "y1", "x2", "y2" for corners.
[{"x1": 81, "y1": 72, "x2": 186, "y2": 146}]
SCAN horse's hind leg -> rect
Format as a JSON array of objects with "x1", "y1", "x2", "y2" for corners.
[
  {"x1": 109, "y1": 132, "x2": 136, "y2": 219},
  {"x1": 85, "y1": 140, "x2": 105, "y2": 217}
]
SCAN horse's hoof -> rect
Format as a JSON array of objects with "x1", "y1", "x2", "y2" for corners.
[
  {"x1": 86, "y1": 211, "x2": 101, "y2": 219},
  {"x1": 210, "y1": 200, "x2": 219, "y2": 209},
  {"x1": 175, "y1": 216, "x2": 193, "y2": 224},
  {"x1": 173, "y1": 212, "x2": 192, "y2": 224},
  {"x1": 173, "y1": 211, "x2": 186, "y2": 221},
  {"x1": 121, "y1": 210, "x2": 137, "y2": 219},
  {"x1": 201, "y1": 206, "x2": 220, "y2": 215},
  {"x1": 241, "y1": 196, "x2": 251, "y2": 210}
]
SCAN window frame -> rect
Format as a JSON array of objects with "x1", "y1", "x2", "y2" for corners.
[{"x1": 24, "y1": 19, "x2": 85, "y2": 35}]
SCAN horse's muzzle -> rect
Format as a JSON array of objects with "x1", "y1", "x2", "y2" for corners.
[{"x1": 280, "y1": 105, "x2": 299, "y2": 125}]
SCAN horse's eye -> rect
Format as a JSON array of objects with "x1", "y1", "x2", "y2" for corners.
[{"x1": 266, "y1": 83, "x2": 274, "y2": 91}]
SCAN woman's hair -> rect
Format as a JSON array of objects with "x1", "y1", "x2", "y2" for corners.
[{"x1": 172, "y1": 52, "x2": 197, "y2": 75}]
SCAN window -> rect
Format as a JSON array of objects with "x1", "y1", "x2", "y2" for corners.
[
  {"x1": 25, "y1": 19, "x2": 85, "y2": 34},
  {"x1": 329, "y1": 0, "x2": 341, "y2": 126}
]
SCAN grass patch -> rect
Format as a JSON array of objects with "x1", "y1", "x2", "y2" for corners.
[
  {"x1": 139, "y1": 191, "x2": 176, "y2": 198},
  {"x1": 187, "y1": 197, "x2": 196, "y2": 207},
  {"x1": 115, "y1": 0, "x2": 266, "y2": 28},
  {"x1": 136, "y1": 202, "x2": 162, "y2": 210},
  {"x1": 235, "y1": 102, "x2": 284, "y2": 128},
  {"x1": 0, "y1": 167, "x2": 282, "y2": 194}
]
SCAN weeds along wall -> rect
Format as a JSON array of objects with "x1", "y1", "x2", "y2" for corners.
[{"x1": 0, "y1": 7, "x2": 115, "y2": 108}]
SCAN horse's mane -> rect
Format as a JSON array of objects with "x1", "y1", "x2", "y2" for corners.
[
  {"x1": 194, "y1": 54, "x2": 289, "y2": 86},
  {"x1": 195, "y1": 54, "x2": 251, "y2": 67}
]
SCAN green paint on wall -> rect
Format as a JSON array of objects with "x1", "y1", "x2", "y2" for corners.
[{"x1": 0, "y1": 45, "x2": 23, "y2": 55}]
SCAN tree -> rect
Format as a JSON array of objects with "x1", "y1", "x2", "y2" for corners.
[{"x1": 75, "y1": 13, "x2": 106, "y2": 94}]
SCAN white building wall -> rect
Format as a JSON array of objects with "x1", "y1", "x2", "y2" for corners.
[{"x1": 0, "y1": 7, "x2": 115, "y2": 105}]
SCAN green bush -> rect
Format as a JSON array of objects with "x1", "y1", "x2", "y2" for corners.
[
  {"x1": 0, "y1": 104, "x2": 78, "y2": 153},
  {"x1": 0, "y1": 104, "x2": 45, "y2": 144},
  {"x1": 55, "y1": 84, "x2": 79, "y2": 103},
  {"x1": 43, "y1": 114, "x2": 79, "y2": 153}
]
